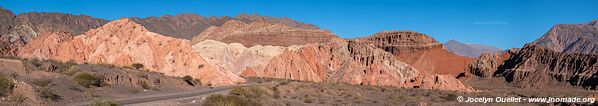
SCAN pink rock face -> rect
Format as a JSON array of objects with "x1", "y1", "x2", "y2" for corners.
[
  {"x1": 17, "y1": 18, "x2": 245, "y2": 86},
  {"x1": 241, "y1": 38, "x2": 475, "y2": 92},
  {"x1": 190, "y1": 20, "x2": 336, "y2": 47}
]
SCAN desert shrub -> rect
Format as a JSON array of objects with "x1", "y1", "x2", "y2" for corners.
[
  {"x1": 229, "y1": 86, "x2": 272, "y2": 99},
  {"x1": 131, "y1": 63, "x2": 144, "y2": 70},
  {"x1": 0, "y1": 75, "x2": 15, "y2": 96},
  {"x1": 90, "y1": 99, "x2": 118, "y2": 106},
  {"x1": 137, "y1": 73, "x2": 148, "y2": 79},
  {"x1": 40, "y1": 87, "x2": 60, "y2": 101},
  {"x1": 73, "y1": 72, "x2": 103, "y2": 88},
  {"x1": 128, "y1": 88, "x2": 139, "y2": 94},
  {"x1": 140, "y1": 81, "x2": 151, "y2": 89},
  {"x1": 32, "y1": 78, "x2": 52, "y2": 87},
  {"x1": 182, "y1": 75, "x2": 195, "y2": 86},
  {"x1": 202, "y1": 94, "x2": 260, "y2": 106}
]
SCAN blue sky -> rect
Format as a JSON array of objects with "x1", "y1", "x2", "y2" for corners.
[{"x1": 1, "y1": 0, "x2": 597, "y2": 49}]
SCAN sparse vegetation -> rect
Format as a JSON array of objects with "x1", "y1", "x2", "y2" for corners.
[
  {"x1": 40, "y1": 87, "x2": 61, "y2": 101},
  {"x1": 131, "y1": 63, "x2": 144, "y2": 70},
  {"x1": 32, "y1": 78, "x2": 52, "y2": 87},
  {"x1": 182, "y1": 75, "x2": 195, "y2": 86},
  {"x1": 140, "y1": 81, "x2": 151, "y2": 89},
  {"x1": 0, "y1": 75, "x2": 15, "y2": 96},
  {"x1": 202, "y1": 94, "x2": 261, "y2": 106},
  {"x1": 229, "y1": 86, "x2": 272, "y2": 99},
  {"x1": 73, "y1": 72, "x2": 103, "y2": 88},
  {"x1": 137, "y1": 73, "x2": 148, "y2": 79}
]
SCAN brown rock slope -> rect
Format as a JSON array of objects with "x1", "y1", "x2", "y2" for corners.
[
  {"x1": 533, "y1": 19, "x2": 598, "y2": 54},
  {"x1": 16, "y1": 18, "x2": 245, "y2": 86},
  {"x1": 467, "y1": 49, "x2": 516, "y2": 78},
  {"x1": 131, "y1": 13, "x2": 319, "y2": 40},
  {"x1": 239, "y1": 38, "x2": 475, "y2": 92},
  {"x1": 495, "y1": 44, "x2": 598, "y2": 89},
  {"x1": 0, "y1": 7, "x2": 108, "y2": 55},
  {"x1": 356, "y1": 31, "x2": 475, "y2": 76},
  {"x1": 191, "y1": 20, "x2": 335, "y2": 47}
]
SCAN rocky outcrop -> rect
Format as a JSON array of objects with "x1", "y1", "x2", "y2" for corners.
[
  {"x1": 532, "y1": 19, "x2": 598, "y2": 54},
  {"x1": 0, "y1": 8, "x2": 108, "y2": 56},
  {"x1": 357, "y1": 31, "x2": 475, "y2": 76},
  {"x1": 444, "y1": 39, "x2": 502, "y2": 58},
  {"x1": 240, "y1": 38, "x2": 475, "y2": 92},
  {"x1": 234, "y1": 13, "x2": 320, "y2": 30},
  {"x1": 192, "y1": 40, "x2": 284, "y2": 74},
  {"x1": 191, "y1": 20, "x2": 335, "y2": 47},
  {"x1": 467, "y1": 49, "x2": 515, "y2": 78},
  {"x1": 131, "y1": 13, "x2": 319, "y2": 40},
  {"x1": 495, "y1": 44, "x2": 598, "y2": 89},
  {"x1": 131, "y1": 14, "x2": 233, "y2": 40},
  {"x1": 16, "y1": 18, "x2": 245, "y2": 86}
]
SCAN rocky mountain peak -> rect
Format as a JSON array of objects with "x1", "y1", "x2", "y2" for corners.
[
  {"x1": 589, "y1": 19, "x2": 598, "y2": 26},
  {"x1": 532, "y1": 19, "x2": 598, "y2": 54}
]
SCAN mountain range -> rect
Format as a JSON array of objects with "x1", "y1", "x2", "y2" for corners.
[
  {"x1": 444, "y1": 39, "x2": 502, "y2": 58},
  {"x1": 0, "y1": 6, "x2": 597, "y2": 105}
]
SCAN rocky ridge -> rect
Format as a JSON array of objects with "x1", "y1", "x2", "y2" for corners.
[
  {"x1": 0, "y1": 8, "x2": 108, "y2": 56},
  {"x1": 356, "y1": 31, "x2": 475, "y2": 76},
  {"x1": 131, "y1": 13, "x2": 319, "y2": 40},
  {"x1": 495, "y1": 44, "x2": 598, "y2": 89},
  {"x1": 533, "y1": 20, "x2": 598, "y2": 54},
  {"x1": 16, "y1": 18, "x2": 245, "y2": 86},
  {"x1": 191, "y1": 20, "x2": 335, "y2": 47},
  {"x1": 466, "y1": 49, "x2": 516, "y2": 78}
]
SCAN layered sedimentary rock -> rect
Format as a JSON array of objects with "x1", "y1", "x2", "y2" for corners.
[
  {"x1": 192, "y1": 40, "x2": 285, "y2": 74},
  {"x1": 191, "y1": 20, "x2": 335, "y2": 47},
  {"x1": 239, "y1": 38, "x2": 475, "y2": 92},
  {"x1": 495, "y1": 44, "x2": 598, "y2": 89},
  {"x1": 0, "y1": 8, "x2": 108, "y2": 55},
  {"x1": 357, "y1": 31, "x2": 475, "y2": 76},
  {"x1": 533, "y1": 20, "x2": 598, "y2": 54},
  {"x1": 444, "y1": 39, "x2": 502, "y2": 58},
  {"x1": 131, "y1": 13, "x2": 319, "y2": 40},
  {"x1": 16, "y1": 18, "x2": 245, "y2": 86}
]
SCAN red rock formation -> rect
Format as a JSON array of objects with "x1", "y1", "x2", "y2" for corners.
[
  {"x1": 357, "y1": 31, "x2": 475, "y2": 76},
  {"x1": 191, "y1": 20, "x2": 336, "y2": 47},
  {"x1": 241, "y1": 38, "x2": 475, "y2": 92},
  {"x1": 17, "y1": 18, "x2": 245, "y2": 86},
  {"x1": 495, "y1": 44, "x2": 598, "y2": 89},
  {"x1": 533, "y1": 19, "x2": 598, "y2": 54}
]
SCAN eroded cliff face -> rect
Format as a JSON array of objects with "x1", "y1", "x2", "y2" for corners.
[
  {"x1": 356, "y1": 31, "x2": 475, "y2": 76},
  {"x1": 238, "y1": 38, "x2": 475, "y2": 92},
  {"x1": 192, "y1": 40, "x2": 285, "y2": 74},
  {"x1": 532, "y1": 20, "x2": 598, "y2": 54},
  {"x1": 191, "y1": 20, "x2": 336, "y2": 47},
  {"x1": 0, "y1": 9, "x2": 108, "y2": 56},
  {"x1": 467, "y1": 49, "x2": 516, "y2": 78},
  {"x1": 495, "y1": 44, "x2": 598, "y2": 89},
  {"x1": 17, "y1": 18, "x2": 245, "y2": 86}
]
